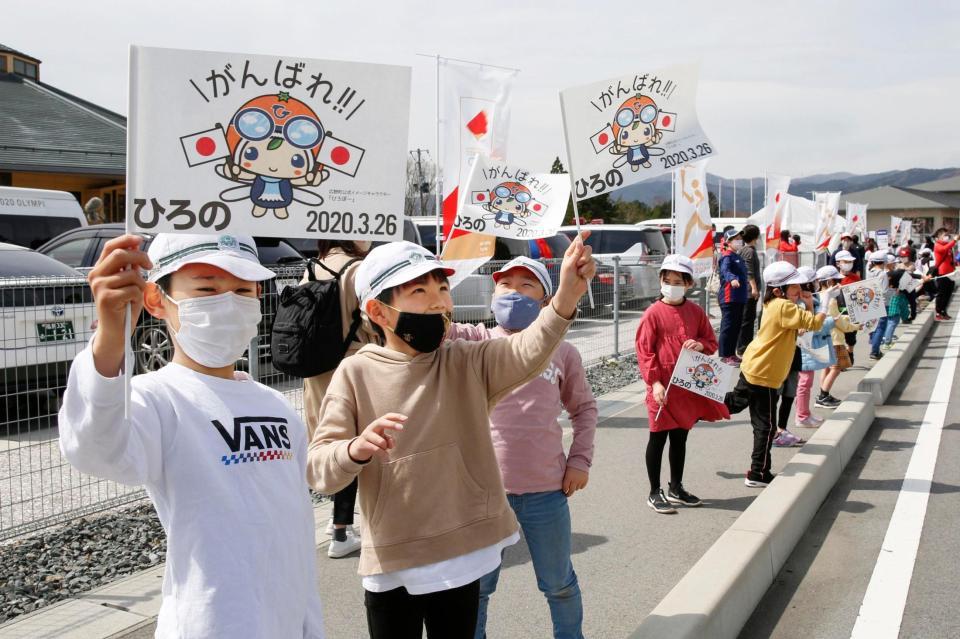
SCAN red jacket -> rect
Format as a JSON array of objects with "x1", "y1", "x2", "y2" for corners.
[{"x1": 934, "y1": 239, "x2": 956, "y2": 275}]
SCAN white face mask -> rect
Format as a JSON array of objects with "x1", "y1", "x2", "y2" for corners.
[
  {"x1": 164, "y1": 291, "x2": 262, "y2": 368},
  {"x1": 730, "y1": 239, "x2": 744, "y2": 250},
  {"x1": 838, "y1": 262, "x2": 853, "y2": 273},
  {"x1": 661, "y1": 283, "x2": 686, "y2": 302}
]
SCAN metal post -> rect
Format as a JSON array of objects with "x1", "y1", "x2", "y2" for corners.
[
  {"x1": 248, "y1": 336, "x2": 260, "y2": 381},
  {"x1": 613, "y1": 256, "x2": 620, "y2": 356}
]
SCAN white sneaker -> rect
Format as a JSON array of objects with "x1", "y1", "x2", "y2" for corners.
[
  {"x1": 795, "y1": 416, "x2": 824, "y2": 427},
  {"x1": 324, "y1": 517, "x2": 334, "y2": 536},
  {"x1": 327, "y1": 528, "x2": 362, "y2": 558}
]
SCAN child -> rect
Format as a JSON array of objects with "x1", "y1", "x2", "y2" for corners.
[
  {"x1": 445, "y1": 256, "x2": 597, "y2": 639},
  {"x1": 636, "y1": 255, "x2": 730, "y2": 514},
  {"x1": 58, "y1": 234, "x2": 325, "y2": 638},
  {"x1": 815, "y1": 266, "x2": 860, "y2": 408},
  {"x1": 881, "y1": 270, "x2": 912, "y2": 349},
  {"x1": 795, "y1": 271, "x2": 836, "y2": 427},
  {"x1": 867, "y1": 251, "x2": 890, "y2": 360},
  {"x1": 737, "y1": 262, "x2": 826, "y2": 487},
  {"x1": 717, "y1": 229, "x2": 749, "y2": 365},
  {"x1": 933, "y1": 228, "x2": 957, "y2": 320},
  {"x1": 307, "y1": 239, "x2": 595, "y2": 638},
  {"x1": 835, "y1": 249, "x2": 860, "y2": 366}
]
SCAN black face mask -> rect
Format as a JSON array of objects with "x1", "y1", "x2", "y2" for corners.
[{"x1": 385, "y1": 306, "x2": 450, "y2": 353}]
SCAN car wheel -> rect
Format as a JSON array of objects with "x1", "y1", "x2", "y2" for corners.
[{"x1": 134, "y1": 322, "x2": 173, "y2": 373}]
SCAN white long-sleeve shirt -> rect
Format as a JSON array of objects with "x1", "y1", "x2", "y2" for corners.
[{"x1": 59, "y1": 348, "x2": 324, "y2": 638}]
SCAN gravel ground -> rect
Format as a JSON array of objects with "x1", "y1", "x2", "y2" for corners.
[{"x1": 0, "y1": 355, "x2": 643, "y2": 624}]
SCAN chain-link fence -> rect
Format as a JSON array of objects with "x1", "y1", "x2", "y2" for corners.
[{"x1": 2, "y1": 249, "x2": 822, "y2": 540}]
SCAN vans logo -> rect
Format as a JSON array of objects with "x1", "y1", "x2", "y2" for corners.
[{"x1": 211, "y1": 416, "x2": 293, "y2": 466}]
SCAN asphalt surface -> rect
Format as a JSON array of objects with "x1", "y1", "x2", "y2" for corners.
[{"x1": 741, "y1": 309, "x2": 960, "y2": 639}]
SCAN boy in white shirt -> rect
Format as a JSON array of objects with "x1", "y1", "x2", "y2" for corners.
[{"x1": 59, "y1": 233, "x2": 324, "y2": 638}]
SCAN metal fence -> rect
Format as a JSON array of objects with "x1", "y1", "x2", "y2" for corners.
[{"x1": 2, "y1": 249, "x2": 824, "y2": 540}]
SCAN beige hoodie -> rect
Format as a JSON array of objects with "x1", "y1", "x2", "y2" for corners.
[{"x1": 307, "y1": 304, "x2": 572, "y2": 576}]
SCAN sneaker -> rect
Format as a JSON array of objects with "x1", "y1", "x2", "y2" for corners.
[
  {"x1": 773, "y1": 431, "x2": 795, "y2": 447},
  {"x1": 745, "y1": 471, "x2": 776, "y2": 488},
  {"x1": 731, "y1": 354, "x2": 743, "y2": 364},
  {"x1": 869, "y1": 352, "x2": 884, "y2": 360},
  {"x1": 327, "y1": 528, "x2": 362, "y2": 558},
  {"x1": 721, "y1": 356, "x2": 741, "y2": 367},
  {"x1": 816, "y1": 394, "x2": 841, "y2": 408},
  {"x1": 936, "y1": 313, "x2": 948, "y2": 321},
  {"x1": 647, "y1": 489, "x2": 678, "y2": 514},
  {"x1": 667, "y1": 484, "x2": 703, "y2": 507},
  {"x1": 881, "y1": 343, "x2": 893, "y2": 352},
  {"x1": 325, "y1": 517, "x2": 334, "y2": 536},
  {"x1": 795, "y1": 416, "x2": 823, "y2": 427},
  {"x1": 783, "y1": 429, "x2": 805, "y2": 446}
]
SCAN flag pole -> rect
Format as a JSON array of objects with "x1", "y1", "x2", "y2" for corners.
[
  {"x1": 434, "y1": 54, "x2": 443, "y2": 257},
  {"x1": 558, "y1": 91, "x2": 594, "y2": 308},
  {"x1": 670, "y1": 170, "x2": 676, "y2": 254}
]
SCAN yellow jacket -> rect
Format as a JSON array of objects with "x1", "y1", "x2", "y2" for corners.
[
  {"x1": 741, "y1": 297, "x2": 825, "y2": 388},
  {"x1": 826, "y1": 296, "x2": 859, "y2": 346}
]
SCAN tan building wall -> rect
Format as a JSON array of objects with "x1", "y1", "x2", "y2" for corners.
[{"x1": 866, "y1": 208, "x2": 958, "y2": 236}]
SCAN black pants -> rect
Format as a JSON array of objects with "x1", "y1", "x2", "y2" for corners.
[
  {"x1": 736, "y1": 299, "x2": 758, "y2": 356},
  {"x1": 646, "y1": 429, "x2": 689, "y2": 493},
  {"x1": 907, "y1": 290, "x2": 918, "y2": 320},
  {"x1": 333, "y1": 477, "x2": 359, "y2": 526},
  {"x1": 936, "y1": 277, "x2": 954, "y2": 315},
  {"x1": 719, "y1": 302, "x2": 746, "y2": 357},
  {"x1": 746, "y1": 379, "x2": 778, "y2": 477},
  {"x1": 365, "y1": 580, "x2": 480, "y2": 639}
]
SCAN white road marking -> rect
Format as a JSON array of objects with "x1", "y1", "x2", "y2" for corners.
[{"x1": 850, "y1": 315, "x2": 960, "y2": 638}]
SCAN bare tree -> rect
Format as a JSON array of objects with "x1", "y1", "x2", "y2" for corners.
[{"x1": 406, "y1": 153, "x2": 437, "y2": 217}]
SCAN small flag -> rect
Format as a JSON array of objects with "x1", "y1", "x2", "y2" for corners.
[
  {"x1": 317, "y1": 136, "x2": 365, "y2": 177},
  {"x1": 471, "y1": 190, "x2": 490, "y2": 204},
  {"x1": 590, "y1": 124, "x2": 615, "y2": 153},
  {"x1": 658, "y1": 111, "x2": 677, "y2": 132},
  {"x1": 528, "y1": 200, "x2": 549, "y2": 217},
  {"x1": 180, "y1": 126, "x2": 229, "y2": 166}
]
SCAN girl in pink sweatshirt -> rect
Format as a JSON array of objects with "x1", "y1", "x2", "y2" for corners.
[
  {"x1": 448, "y1": 256, "x2": 597, "y2": 639},
  {"x1": 636, "y1": 255, "x2": 730, "y2": 515}
]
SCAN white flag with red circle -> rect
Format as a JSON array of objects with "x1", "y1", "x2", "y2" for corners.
[{"x1": 180, "y1": 126, "x2": 230, "y2": 166}]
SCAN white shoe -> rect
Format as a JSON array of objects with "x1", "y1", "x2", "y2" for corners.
[
  {"x1": 324, "y1": 517, "x2": 334, "y2": 536},
  {"x1": 327, "y1": 528, "x2": 362, "y2": 558}
]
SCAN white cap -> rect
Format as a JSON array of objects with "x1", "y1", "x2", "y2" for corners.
[
  {"x1": 355, "y1": 241, "x2": 455, "y2": 308},
  {"x1": 885, "y1": 253, "x2": 897, "y2": 264},
  {"x1": 835, "y1": 250, "x2": 855, "y2": 262},
  {"x1": 147, "y1": 233, "x2": 275, "y2": 283},
  {"x1": 868, "y1": 250, "x2": 888, "y2": 263},
  {"x1": 920, "y1": 247, "x2": 934, "y2": 256},
  {"x1": 797, "y1": 266, "x2": 817, "y2": 283},
  {"x1": 659, "y1": 254, "x2": 695, "y2": 277},
  {"x1": 816, "y1": 265, "x2": 842, "y2": 281},
  {"x1": 492, "y1": 256, "x2": 553, "y2": 296},
  {"x1": 763, "y1": 261, "x2": 807, "y2": 287}
]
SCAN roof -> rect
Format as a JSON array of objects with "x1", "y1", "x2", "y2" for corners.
[
  {"x1": 0, "y1": 44, "x2": 40, "y2": 63},
  {"x1": 910, "y1": 175, "x2": 960, "y2": 193},
  {"x1": 837, "y1": 185, "x2": 960, "y2": 212},
  {"x1": 0, "y1": 73, "x2": 125, "y2": 175}
]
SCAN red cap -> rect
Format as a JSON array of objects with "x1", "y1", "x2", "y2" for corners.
[{"x1": 898, "y1": 248, "x2": 911, "y2": 258}]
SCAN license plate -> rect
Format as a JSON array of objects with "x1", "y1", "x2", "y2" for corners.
[{"x1": 37, "y1": 321, "x2": 75, "y2": 342}]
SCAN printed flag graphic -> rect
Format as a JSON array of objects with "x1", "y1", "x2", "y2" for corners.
[{"x1": 180, "y1": 126, "x2": 229, "y2": 166}]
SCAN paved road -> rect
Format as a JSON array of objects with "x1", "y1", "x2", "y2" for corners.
[
  {"x1": 117, "y1": 329, "x2": 875, "y2": 639},
  {"x1": 741, "y1": 311, "x2": 960, "y2": 639}
]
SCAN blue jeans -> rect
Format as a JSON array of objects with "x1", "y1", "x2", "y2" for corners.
[
  {"x1": 870, "y1": 316, "x2": 889, "y2": 355},
  {"x1": 474, "y1": 490, "x2": 583, "y2": 639},
  {"x1": 883, "y1": 316, "x2": 901, "y2": 344},
  {"x1": 719, "y1": 302, "x2": 746, "y2": 357}
]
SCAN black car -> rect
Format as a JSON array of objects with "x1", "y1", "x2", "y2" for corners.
[{"x1": 39, "y1": 225, "x2": 306, "y2": 376}]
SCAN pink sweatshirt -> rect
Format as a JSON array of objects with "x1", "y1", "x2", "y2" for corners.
[{"x1": 448, "y1": 323, "x2": 598, "y2": 494}]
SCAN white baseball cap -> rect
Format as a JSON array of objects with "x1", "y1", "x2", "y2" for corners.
[
  {"x1": 659, "y1": 254, "x2": 695, "y2": 277},
  {"x1": 834, "y1": 250, "x2": 855, "y2": 262},
  {"x1": 492, "y1": 256, "x2": 553, "y2": 296},
  {"x1": 797, "y1": 266, "x2": 817, "y2": 283},
  {"x1": 147, "y1": 233, "x2": 275, "y2": 283},
  {"x1": 885, "y1": 253, "x2": 897, "y2": 264},
  {"x1": 816, "y1": 265, "x2": 842, "y2": 281},
  {"x1": 763, "y1": 261, "x2": 807, "y2": 287},
  {"x1": 355, "y1": 241, "x2": 455, "y2": 308},
  {"x1": 868, "y1": 250, "x2": 888, "y2": 263}
]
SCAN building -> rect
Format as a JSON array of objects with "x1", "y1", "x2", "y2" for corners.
[
  {"x1": 839, "y1": 179, "x2": 960, "y2": 238},
  {"x1": 0, "y1": 44, "x2": 126, "y2": 222}
]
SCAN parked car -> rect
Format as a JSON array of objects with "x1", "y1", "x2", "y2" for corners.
[
  {"x1": 559, "y1": 224, "x2": 666, "y2": 303},
  {"x1": 635, "y1": 218, "x2": 673, "y2": 251},
  {"x1": 39, "y1": 224, "x2": 306, "y2": 376},
  {"x1": 0, "y1": 187, "x2": 87, "y2": 250},
  {"x1": 410, "y1": 217, "x2": 440, "y2": 255},
  {"x1": 1, "y1": 242, "x2": 96, "y2": 425}
]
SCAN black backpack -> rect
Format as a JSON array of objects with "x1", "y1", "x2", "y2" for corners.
[{"x1": 270, "y1": 258, "x2": 362, "y2": 378}]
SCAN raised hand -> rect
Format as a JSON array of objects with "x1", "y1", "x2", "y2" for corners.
[{"x1": 553, "y1": 231, "x2": 596, "y2": 319}]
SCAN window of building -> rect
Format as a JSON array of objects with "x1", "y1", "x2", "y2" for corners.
[
  {"x1": 12, "y1": 58, "x2": 37, "y2": 79},
  {"x1": 0, "y1": 57, "x2": 6, "y2": 73}
]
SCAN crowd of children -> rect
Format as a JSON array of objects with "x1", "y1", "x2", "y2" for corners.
[{"x1": 59, "y1": 223, "x2": 943, "y2": 637}]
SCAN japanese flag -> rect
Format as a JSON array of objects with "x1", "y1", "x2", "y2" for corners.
[
  {"x1": 658, "y1": 111, "x2": 678, "y2": 132},
  {"x1": 590, "y1": 124, "x2": 615, "y2": 153},
  {"x1": 527, "y1": 200, "x2": 549, "y2": 218},
  {"x1": 471, "y1": 190, "x2": 491, "y2": 205},
  {"x1": 318, "y1": 136, "x2": 365, "y2": 177},
  {"x1": 180, "y1": 126, "x2": 229, "y2": 167}
]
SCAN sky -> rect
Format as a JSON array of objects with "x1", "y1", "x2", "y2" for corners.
[{"x1": 4, "y1": 0, "x2": 959, "y2": 179}]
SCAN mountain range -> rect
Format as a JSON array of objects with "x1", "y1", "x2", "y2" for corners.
[{"x1": 609, "y1": 167, "x2": 960, "y2": 214}]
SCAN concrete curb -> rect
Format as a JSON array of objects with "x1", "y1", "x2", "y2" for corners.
[
  {"x1": 857, "y1": 309, "x2": 936, "y2": 404},
  {"x1": 630, "y1": 307, "x2": 935, "y2": 639}
]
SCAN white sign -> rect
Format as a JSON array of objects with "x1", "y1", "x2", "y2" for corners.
[
  {"x1": 814, "y1": 191, "x2": 841, "y2": 252},
  {"x1": 452, "y1": 155, "x2": 570, "y2": 240},
  {"x1": 668, "y1": 349, "x2": 736, "y2": 404},
  {"x1": 127, "y1": 45, "x2": 411, "y2": 241},
  {"x1": 876, "y1": 229, "x2": 890, "y2": 250},
  {"x1": 841, "y1": 278, "x2": 886, "y2": 324},
  {"x1": 846, "y1": 202, "x2": 869, "y2": 237},
  {"x1": 559, "y1": 64, "x2": 718, "y2": 202},
  {"x1": 673, "y1": 160, "x2": 714, "y2": 277}
]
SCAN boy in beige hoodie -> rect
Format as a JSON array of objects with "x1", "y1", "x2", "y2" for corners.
[{"x1": 307, "y1": 236, "x2": 595, "y2": 638}]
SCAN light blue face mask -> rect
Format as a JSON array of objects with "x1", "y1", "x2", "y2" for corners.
[{"x1": 490, "y1": 291, "x2": 544, "y2": 331}]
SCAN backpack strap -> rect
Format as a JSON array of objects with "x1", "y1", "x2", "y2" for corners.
[
  {"x1": 313, "y1": 257, "x2": 361, "y2": 280},
  {"x1": 343, "y1": 308, "x2": 363, "y2": 350}
]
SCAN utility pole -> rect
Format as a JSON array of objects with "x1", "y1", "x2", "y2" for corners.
[{"x1": 409, "y1": 149, "x2": 430, "y2": 216}]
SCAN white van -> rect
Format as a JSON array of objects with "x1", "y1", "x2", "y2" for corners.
[{"x1": 0, "y1": 187, "x2": 87, "y2": 249}]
